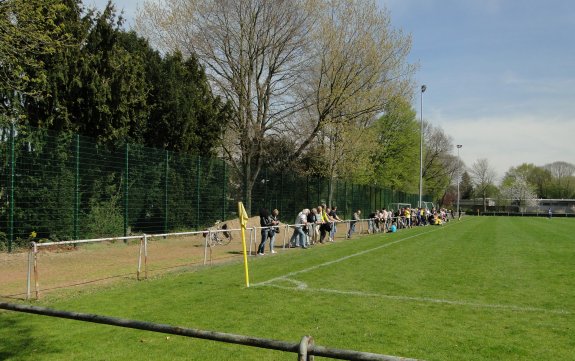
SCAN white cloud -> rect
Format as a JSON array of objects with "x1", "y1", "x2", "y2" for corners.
[{"x1": 436, "y1": 114, "x2": 575, "y2": 181}]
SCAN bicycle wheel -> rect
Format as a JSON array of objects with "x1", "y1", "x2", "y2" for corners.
[
  {"x1": 207, "y1": 232, "x2": 218, "y2": 247},
  {"x1": 220, "y1": 231, "x2": 232, "y2": 246}
]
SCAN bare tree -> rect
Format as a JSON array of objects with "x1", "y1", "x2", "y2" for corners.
[
  {"x1": 138, "y1": 0, "x2": 313, "y2": 213},
  {"x1": 470, "y1": 158, "x2": 498, "y2": 212},
  {"x1": 420, "y1": 122, "x2": 459, "y2": 203},
  {"x1": 544, "y1": 161, "x2": 575, "y2": 179},
  {"x1": 295, "y1": 0, "x2": 415, "y2": 204},
  {"x1": 294, "y1": 0, "x2": 414, "y2": 154},
  {"x1": 544, "y1": 161, "x2": 575, "y2": 198},
  {"x1": 137, "y1": 0, "x2": 415, "y2": 212}
]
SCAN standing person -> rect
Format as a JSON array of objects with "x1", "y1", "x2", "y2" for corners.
[
  {"x1": 329, "y1": 206, "x2": 341, "y2": 241},
  {"x1": 382, "y1": 208, "x2": 390, "y2": 232},
  {"x1": 289, "y1": 209, "x2": 309, "y2": 248},
  {"x1": 319, "y1": 204, "x2": 331, "y2": 244},
  {"x1": 548, "y1": 208, "x2": 552, "y2": 219},
  {"x1": 268, "y1": 209, "x2": 280, "y2": 253},
  {"x1": 347, "y1": 209, "x2": 361, "y2": 238},
  {"x1": 404, "y1": 207, "x2": 411, "y2": 228},
  {"x1": 257, "y1": 208, "x2": 271, "y2": 255},
  {"x1": 307, "y1": 208, "x2": 319, "y2": 245},
  {"x1": 367, "y1": 210, "x2": 377, "y2": 234}
]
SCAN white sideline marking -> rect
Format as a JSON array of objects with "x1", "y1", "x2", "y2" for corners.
[
  {"x1": 253, "y1": 220, "x2": 570, "y2": 315},
  {"x1": 253, "y1": 226, "x2": 446, "y2": 287},
  {"x1": 263, "y1": 282, "x2": 570, "y2": 315}
]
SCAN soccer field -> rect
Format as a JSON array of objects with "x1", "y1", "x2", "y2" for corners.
[{"x1": 1, "y1": 217, "x2": 574, "y2": 360}]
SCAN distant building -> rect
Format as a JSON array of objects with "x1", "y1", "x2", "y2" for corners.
[
  {"x1": 458, "y1": 198, "x2": 496, "y2": 208},
  {"x1": 459, "y1": 198, "x2": 575, "y2": 214},
  {"x1": 530, "y1": 199, "x2": 575, "y2": 214}
]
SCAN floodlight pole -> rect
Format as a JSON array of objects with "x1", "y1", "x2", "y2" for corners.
[
  {"x1": 456, "y1": 144, "x2": 463, "y2": 220},
  {"x1": 419, "y1": 85, "x2": 426, "y2": 208}
]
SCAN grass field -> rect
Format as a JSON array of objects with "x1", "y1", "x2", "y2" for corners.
[{"x1": 1, "y1": 216, "x2": 574, "y2": 360}]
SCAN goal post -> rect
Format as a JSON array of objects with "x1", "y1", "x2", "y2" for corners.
[
  {"x1": 388, "y1": 203, "x2": 412, "y2": 211},
  {"x1": 421, "y1": 201, "x2": 435, "y2": 210}
]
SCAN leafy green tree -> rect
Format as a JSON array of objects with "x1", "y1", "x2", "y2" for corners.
[
  {"x1": 144, "y1": 51, "x2": 231, "y2": 156},
  {"x1": 501, "y1": 163, "x2": 558, "y2": 199},
  {"x1": 70, "y1": 4, "x2": 149, "y2": 144},
  {"x1": 544, "y1": 161, "x2": 575, "y2": 199},
  {"x1": 500, "y1": 166, "x2": 538, "y2": 211},
  {"x1": 0, "y1": 0, "x2": 70, "y2": 96},
  {"x1": 22, "y1": 1, "x2": 149, "y2": 144},
  {"x1": 370, "y1": 97, "x2": 419, "y2": 192}
]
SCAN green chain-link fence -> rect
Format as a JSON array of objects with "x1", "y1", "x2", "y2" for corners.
[{"x1": 1, "y1": 125, "x2": 427, "y2": 252}]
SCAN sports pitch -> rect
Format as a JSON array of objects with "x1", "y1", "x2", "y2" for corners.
[{"x1": 1, "y1": 217, "x2": 574, "y2": 360}]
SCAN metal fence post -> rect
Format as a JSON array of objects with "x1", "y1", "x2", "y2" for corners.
[
  {"x1": 264, "y1": 167, "x2": 268, "y2": 210},
  {"x1": 306, "y1": 174, "x2": 310, "y2": 207},
  {"x1": 26, "y1": 242, "x2": 34, "y2": 299},
  {"x1": 33, "y1": 242, "x2": 39, "y2": 299},
  {"x1": 137, "y1": 235, "x2": 148, "y2": 281},
  {"x1": 317, "y1": 177, "x2": 321, "y2": 206},
  {"x1": 74, "y1": 134, "x2": 80, "y2": 240},
  {"x1": 279, "y1": 170, "x2": 284, "y2": 214},
  {"x1": 196, "y1": 155, "x2": 201, "y2": 229},
  {"x1": 203, "y1": 230, "x2": 210, "y2": 265},
  {"x1": 8, "y1": 121, "x2": 15, "y2": 252},
  {"x1": 164, "y1": 150, "x2": 169, "y2": 233},
  {"x1": 124, "y1": 143, "x2": 129, "y2": 238},
  {"x1": 222, "y1": 161, "x2": 227, "y2": 221}
]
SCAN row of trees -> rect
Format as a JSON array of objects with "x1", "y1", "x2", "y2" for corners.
[
  {"x1": 136, "y1": 0, "x2": 448, "y2": 213},
  {"x1": 2, "y1": 0, "x2": 464, "y2": 217},
  {"x1": 1, "y1": 0, "x2": 230, "y2": 154},
  {"x1": 453, "y1": 160, "x2": 575, "y2": 212}
]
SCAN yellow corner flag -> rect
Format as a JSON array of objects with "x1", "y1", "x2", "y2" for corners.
[
  {"x1": 238, "y1": 202, "x2": 250, "y2": 287},
  {"x1": 239, "y1": 202, "x2": 249, "y2": 228}
]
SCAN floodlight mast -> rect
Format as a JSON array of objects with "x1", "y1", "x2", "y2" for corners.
[
  {"x1": 419, "y1": 84, "x2": 426, "y2": 208},
  {"x1": 456, "y1": 144, "x2": 463, "y2": 220}
]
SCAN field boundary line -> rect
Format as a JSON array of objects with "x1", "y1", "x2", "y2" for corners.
[
  {"x1": 263, "y1": 283, "x2": 570, "y2": 315},
  {"x1": 253, "y1": 224, "x2": 455, "y2": 287}
]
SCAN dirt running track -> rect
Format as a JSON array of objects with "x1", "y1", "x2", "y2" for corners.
[{"x1": 0, "y1": 217, "x2": 301, "y2": 300}]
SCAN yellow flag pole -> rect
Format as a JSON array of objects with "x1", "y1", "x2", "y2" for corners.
[{"x1": 238, "y1": 202, "x2": 250, "y2": 287}]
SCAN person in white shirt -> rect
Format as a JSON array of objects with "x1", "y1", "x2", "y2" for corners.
[{"x1": 289, "y1": 209, "x2": 309, "y2": 248}]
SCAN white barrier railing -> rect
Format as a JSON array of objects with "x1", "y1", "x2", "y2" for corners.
[{"x1": 25, "y1": 215, "x2": 429, "y2": 300}]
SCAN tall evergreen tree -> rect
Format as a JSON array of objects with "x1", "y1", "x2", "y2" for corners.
[
  {"x1": 144, "y1": 51, "x2": 231, "y2": 156},
  {"x1": 459, "y1": 171, "x2": 474, "y2": 199},
  {"x1": 23, "y1": 1, "x2": 149, "y2": 144}
]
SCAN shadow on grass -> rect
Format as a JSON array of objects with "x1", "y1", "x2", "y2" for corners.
[{"x1": 0, "y1": 313, "x2": 60, "y2": 360}]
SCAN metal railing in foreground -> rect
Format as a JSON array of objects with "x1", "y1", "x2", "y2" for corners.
[{"x1": 0, "y1": 302, "x2": 424, "y2": 361}]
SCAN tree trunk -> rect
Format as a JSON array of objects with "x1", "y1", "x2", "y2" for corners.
[{"x1": 242, "y1": 160, "x2": 252, "y2": 216}]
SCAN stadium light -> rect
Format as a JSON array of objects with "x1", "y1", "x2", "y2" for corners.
[
  {"x1": 456, "y1": 144, "x2": 463, "y2": 220},
  {"x1": 419, "y1": 84, "x2": 426, "y2": 208}
]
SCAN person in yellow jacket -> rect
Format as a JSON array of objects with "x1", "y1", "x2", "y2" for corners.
[
  {"x1": 319, "y1": 204, "x2": 331, "y2": 243},
  {"x1": 404, "y1": 208, "x2": 411, "y2": 228}
]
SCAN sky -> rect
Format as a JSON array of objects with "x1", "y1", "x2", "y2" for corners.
[{"x1": 90, "y1": 0, "x2": 575, "y2": 181}]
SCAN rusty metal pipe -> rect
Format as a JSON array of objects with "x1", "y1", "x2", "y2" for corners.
[{"x1": 0, "y1": 303, "x2": 424, "y2": 361}]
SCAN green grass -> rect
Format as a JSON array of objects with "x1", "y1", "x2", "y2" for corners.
[{"x1": 1, "y1": 217, "x2": 574, "y2": 360}]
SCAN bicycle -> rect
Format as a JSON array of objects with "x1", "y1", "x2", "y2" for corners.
[{"x1": 205, "y1": 221, "x2": 233, "y2": 247}]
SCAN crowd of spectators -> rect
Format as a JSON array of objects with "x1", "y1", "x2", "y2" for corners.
[
  {"x1": 367, "y1": 207, "x2": 453, "y2": 233},
  {"x1": 255, "y1": 205, "x2": 454, "y2": 255}
]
